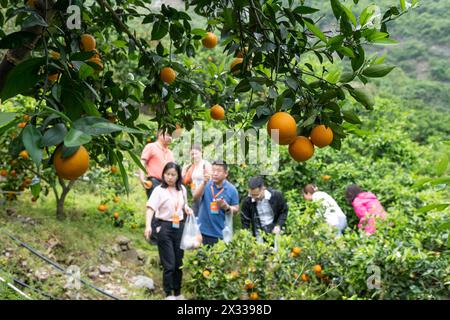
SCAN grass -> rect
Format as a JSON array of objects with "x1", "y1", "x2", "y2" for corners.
[{"x1": 0, "y1": 174, "x2": 172, "y2": 300}]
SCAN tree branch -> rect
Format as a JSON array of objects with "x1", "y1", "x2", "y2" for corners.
[{"x1": 97, "y1": 0, "x2": 147, "y2": 55}]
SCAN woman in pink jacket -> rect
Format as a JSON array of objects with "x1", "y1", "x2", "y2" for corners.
[{"x1": 345, "y1": 184, "x2": 387, "y2": 235}]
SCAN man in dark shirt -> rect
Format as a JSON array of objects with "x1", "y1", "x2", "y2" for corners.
[{"x1": 241, "y1": 176, "x2": 288, "y2": 240}]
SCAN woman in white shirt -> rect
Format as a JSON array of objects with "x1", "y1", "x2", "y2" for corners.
[
  {"x1": 145, "y1": 162, "x2": 193, "y2": 300},
  {"x1": 303, "y1": 184, "x2": 347, "y2": 234},
  {"x1": 182, "y1": 144, "x2": 212, "y2": 216}
]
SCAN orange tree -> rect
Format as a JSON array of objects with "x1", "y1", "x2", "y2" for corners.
[{"x1": 0, "y1": 0, "x2": 416, "y2": 219}]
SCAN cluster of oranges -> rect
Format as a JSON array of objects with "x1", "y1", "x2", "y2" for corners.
[
  {"x1": 267, "y1": 111, "x2": 334, "y2": 162},
  {"x1": 47, "y1": 33, "x2": 102, "y2": 83},
  {"x1": 98, "y1": 194, "x2": 123, "y2": 221}
]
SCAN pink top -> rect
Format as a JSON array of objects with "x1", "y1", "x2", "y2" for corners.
[
  {"x1": 352, "y1": 192, "x2": 387, "y2": 234},
  {"x1": 141, "y1": 142, "x2": 174, "y2": 180},
  {"x1": 146, "y1": 185, "x2": 187, "y2": 222}
]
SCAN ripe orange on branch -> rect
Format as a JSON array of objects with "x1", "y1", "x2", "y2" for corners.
[
  {"x1": 160, "y1": 67, "x2": 176, "y2": 84},
  {"x1": 230, "y1": 58, "x2": 243, "y2": 75},
  {"x1": 210, "y1": 104, "x2": 225, "y2": 120},
  {"x1": 202, "y1": 32, "x2": 218, "y2": 49},
  {"x1": 310, "y1": 125, "x2": 334, "y2": 148},
  {"x1": 53, "y1": 145, "x2": 89, "y2": 180},
  {"x1": 48, "y1": 73, "x2": 60, "y2": 82},
  {"x1": 313, "y1": 264, "x2": 322, "y2": 274},
  {"x1": 267, "y1": 112, "x2": 297, "y2": 145},
  {"x1": 289, "y1": 136, "x2": 314, "y2": 162},
  {"x1": 249, "y1": 292, "x2": 259, "y2": 300},
  {"x1": 80, "y1": 34, "x2": 96, "y2": 52},
  {"x1": 202, "y1": 270, "x2": 210, "y2": 278},
  {"x1": 19, "y1": 150, "x2": 29, "y2": 159}
]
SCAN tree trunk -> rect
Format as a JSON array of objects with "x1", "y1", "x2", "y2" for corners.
[
  {"x1": 0, "y1": 0, "x2": 55, "y2": 93},
  {"x1": 55, "y1": 178, "x2": 76, "y2": 221},
  {"x1": 56, "y1": 196, "x2": 66, "y2": 221}
]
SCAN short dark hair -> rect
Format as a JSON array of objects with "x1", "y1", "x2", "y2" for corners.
[
  {"x1": 248, "y1": 176, "x2": 264, "y2": 189},
  {"x1": 345, "y1": 184, "x2": 364, "y2": 204},
  {"x1": 160, "y1": 162, "x2": 182, "y2": 191},
  {"x1": 303, "y1": 184, "x2": 318, "y2": 194},
  {"x1": 212, "y1": 160, "x2": 228, "y2": 172}
]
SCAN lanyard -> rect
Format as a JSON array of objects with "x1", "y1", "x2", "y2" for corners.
[
  {"x1": 169, "y1": 188, "x2": 181, "y2": 217},
  {"x1": 210, "y1": 184, "x2": 225, "y2": 200}
]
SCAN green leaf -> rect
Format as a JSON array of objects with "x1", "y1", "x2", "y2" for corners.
[
  {"x1": 191, "y1": 28, "x2": 207, "y2": 37},
  {"x1": 339, "y1": 72, "x2": 355, "y2": 83},
  {"x1": 342, "y1": 110, "x2": 362, "y2": 124},
  {"x1": 360, "y1": 5, "x2": 377, "y2": 26},
  {"x1": 112, "y1": 40, "x2": 128, "y2": 48},
  {"x1": 64, "y1": 128, "x2": 92, "y2": 147},
  {"x1": 366, "y1": 31, "x2": 389, "y2": 42},
  {"x1": 349, "y1": 87, "x2": 375, "y2": 110},
  {"x1": 439, "y1": 221, "x2": 450, "y2": 231},
  {"x1": 41, "y1": 123, "x2": 67, "y2": 147},
  {"x1": 362, "y1": 64, "x2": 395, "y2": 78},
  {"x1": 337, "y1": 46, "x2": 355, "y2": 58},
  {"x1": 22, "y1": 125, "x2": 43, "y2": 167},
  {"x1": 235, "y1": 79, "x2": 251, "y2": 93},
  {"x1": 339, "y1": 3, "x2": 357, "y2": 27},
  {"x1": 22, "y1": 13, "x2": 48, "y2": 28},
  {"x1": 0, "y1": 112, "x2": 16, "y2": 127},
  {"x1": 78, "y1": 63, "x2": 95, "y2": 80},
  {"x1": 436, "y1": 154, "x2": 448, "y2": 176},
  {"x1": 417, "y1": 203, "x2": 449, "y2": 213},
  {"x1": 304, "y1": 20, "x2": 327, "y2": 44},
  {"x1": 400, "y1": 0, "x2": 406, "y2": 10},
  {"x1": 371, "y1": 38, "x2": 398, "y2": 45},
  {"x1": 91, "y1": 122, "x2": 142, "y2": 135},
  {"x1": 302, "y1": 115, "x2": 316, "y2": 127},
  {"x1": 429, "y1": 177, "x2": 450, "y2": 186},
  {"x1": 127, "y1": 150, "x2": 146, "y2": 172},
  {"x1": 293, "y1": 6, "x2": 319, "y2": 14},
  {"x1": 0, "y1": 57, "x2": 44, "y2": 100},
  {"x1": 151, "y1": 17, "x2": 169, "y2": 40},
  {"x1": 412, "y1": 178, "x2": 432, "y2": 189},
  {"x1": 112, "y1": 150, "x2": 129, "y2": 194}
]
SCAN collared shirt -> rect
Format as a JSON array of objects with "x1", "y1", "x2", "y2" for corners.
[
  {"x1": 146, "y1": 185, "x2": 186, "y2": 221},
  {"x1": 251, "y1": 190, "x2": 274, "y2": 226},
  {"x1": 141, "y1": 142, "x2": 174, "y2": 180},
  {"x1": 197, "y1": 180, "x2": 239, "y2": 238}
]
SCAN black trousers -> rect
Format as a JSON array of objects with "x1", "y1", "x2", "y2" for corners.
[
  {"x1": 202, "y1": 234, "x2": 219, "y2": 246},
  {"x1": 156, "y1": 221, "x2": 185, "y2": 296}
]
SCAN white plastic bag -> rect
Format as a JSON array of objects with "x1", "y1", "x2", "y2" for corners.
[
  {"x1": 180, "y1": 215, "x2": 202, "y2": 250},
  {"x1": 222, "y1": 213, "x2": 233, "y2": 243}
]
